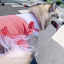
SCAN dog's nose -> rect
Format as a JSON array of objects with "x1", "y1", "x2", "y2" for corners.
[
  {"x1": 57, "y1": 16, "x2": 59, "y2": 18},
  {"x1": 62, "y1": 22, "x2": 64, "y2": 25}
]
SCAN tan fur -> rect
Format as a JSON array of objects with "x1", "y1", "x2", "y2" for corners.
[
  {"x1": 29, "y1": 3, "x2": 59, "y2": 30},
  {"x1": 29, "y1": 4, "x2": 50, "y2": 30},
  {"x1": 0, "y1": 50, "x2": 33, "y2": 64}
]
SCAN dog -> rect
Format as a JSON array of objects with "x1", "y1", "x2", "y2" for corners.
[
  {"x1": 0, "y1": 2, "x2": 62, "y2": 64},
  {"x1": 27, "y1": 2, "x2": 62, "y2": 42}
]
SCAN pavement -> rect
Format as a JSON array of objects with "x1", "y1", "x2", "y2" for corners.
[{"x1": 0, "y1": 3, "x2": 64, "y2": 64}]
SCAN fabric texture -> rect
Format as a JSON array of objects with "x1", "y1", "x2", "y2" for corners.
[
  {"x1": 17, "y1": 13, "x2": 40, "y2": 38},
  {"x1": 0, "y1": 15, "x2": 35, "y2": 46}
]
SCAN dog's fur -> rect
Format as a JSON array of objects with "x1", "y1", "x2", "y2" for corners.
[
  {"x1": 51, "y1": 7, "x2": 64, "y2": 28},
  {"x1": 29, "y1": 3, "x2": 60, "y2": 30}
]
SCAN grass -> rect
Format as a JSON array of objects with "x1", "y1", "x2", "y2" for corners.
[
  {"x1": 60, "y1": 4, "x2": 64, "y2": 7},
  {"x1": 46, "y1": 0, "x2": 64, "y2": 7},
  {"x1": 47, "y1": 0, "x2": 54, "y2": 3}
]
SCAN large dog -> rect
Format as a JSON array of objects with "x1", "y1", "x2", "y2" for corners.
[
  {"x1": 0, "y1": 2, "x2": 62, "y2": 64},
  {"x1": 28, "y1": 2, "x2": 61, "y2": 42}
]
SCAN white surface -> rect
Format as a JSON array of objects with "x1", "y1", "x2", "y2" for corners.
[{"x1": 52, "y1": 25, "x2": 64, "y2": 48}]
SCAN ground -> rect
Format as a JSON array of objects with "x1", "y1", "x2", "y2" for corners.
[{"x1": 0, "y1": 3, "x2": 64, "y2": 64}]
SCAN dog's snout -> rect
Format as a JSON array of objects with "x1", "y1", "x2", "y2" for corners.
[
  {"x1": 56, "y1": 14, "x2": 59, "y2": 18},
  {"x1": 62, "y1": 22, "x2": 64, "y2": 25}
]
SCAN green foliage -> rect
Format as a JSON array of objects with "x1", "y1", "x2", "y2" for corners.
[
  {"x1": 43, "y1": 0, "x2": 47, "y2": 1},
  {"x1": 60, "y1": 4, "x2": 64, "y2": 7},
  {"x1": 28, "y1": 0, "x2": 34, "y2": 1},
  {"x1": 47, "y1": 0, "x2": 54, "y2": 3},
  {"x1": 56, "y1": 0, "x2": 62, "y2": 5},
  {"x1": 44, "y1": 0, "x2": 64, "y2": 7}
]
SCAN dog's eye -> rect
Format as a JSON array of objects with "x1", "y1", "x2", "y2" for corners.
[
  {"x1": 52, "y1": 14, "x2": 59, "y2": 18},
  {"x1": 52, "y1": 14, "x2": 55, "y2": 17},
  {"x1": 56, "y1": 14, "x2": 59, "y2": 18}
]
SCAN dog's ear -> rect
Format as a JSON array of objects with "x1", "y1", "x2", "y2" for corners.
[{"x1": 49, "y1": 2, "x2": 56, "y2": 12}]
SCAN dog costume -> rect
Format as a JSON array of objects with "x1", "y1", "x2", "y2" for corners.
[{"x1": 0, "y1": 13, "x2": 40, "y2": 50}]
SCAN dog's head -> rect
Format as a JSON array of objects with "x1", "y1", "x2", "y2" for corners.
[
  {"x1": 29, "y1": 3, "x2": 60, "y2": 30},
  {"x1": 50, "y1": 7, "x2": 64, "y2": 30}
]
